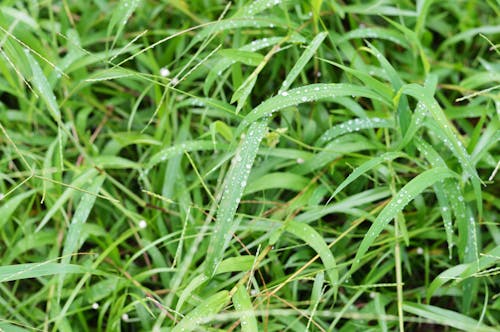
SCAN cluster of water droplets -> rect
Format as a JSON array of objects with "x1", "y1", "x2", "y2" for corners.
[
  {"x1": 318, "y1": 117, "x2": 392, "y2": 144},
  {"x1": 245, "y1": 0, "x2": 281, "y2": 16}
]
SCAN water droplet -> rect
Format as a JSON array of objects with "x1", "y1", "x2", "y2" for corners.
[{"x1": 281, "y1": 91, "x2": 288, "y2": 96}]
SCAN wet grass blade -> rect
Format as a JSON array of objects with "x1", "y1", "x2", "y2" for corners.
[
  {"x1": 400, "y1": 83, "x2": 483, "y2": 217},
  {"x1": 0, "y1": 263, "x2": 91, "y2": 282},
  {"x1": 205, "y1": 121, "x2": 267, "y2": 277},
  {"x1": 350, "y1": 167, "x2": 458, "y2": 273},
  {"x1": 328, "y1": 152, "x2": 405, "y2": 200},
  {"x1": 285, "y1": 220, "x2": 338, "y2": 295},
  {"x1": 238, "y1": 83, "x2": 386, "y2": 134},
  {"x1": 172, "y1": 291, "x2": 230, "y2": 332},
  {"x1": 279, "y1": 32, "x2": 327, "y2": 92},
  {"x1": 233, "y1": 285, "x2": 258, "y2": 332}
]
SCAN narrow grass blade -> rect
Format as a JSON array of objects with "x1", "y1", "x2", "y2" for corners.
[
  {"x1": 328, "y1": 152, "x2": 405, "y2": 200},
  {"x1": 337, "y1": 27, "x2": 410, "y2": 48},
  {"x1": 279, "y1": 32, "x2": 327, "y2": 92},
  {"x1": 107, "y1": 0, "x2": 141, "y2": 51},
  {"x1": 285, "y1": 220, "x2": 338, "y2": 294},
  {"x1": 233, "y1": 285, "x2": 258, "y2": 332},
  {"x1": 244, "y1": 172, "x2": 309, "y2": 194},
  {"x1": 238, "y1": 83, "x2": 386, "y2": 134},
  {"x1": 204, "y1": 37, "x2": 284, "y2": 95},
  {"x1": 0, "y1": 263, "x2": 90, "y2": 282},
  {"x1": 145, "y1": 140, "x2": 226, "y2": 170},
  {"x1": 205, "y1": 121, "x2": 267, "y2": 277},
  {"x1": 175, "y1": 274, "x2": 209, "y2": 315},
  {"x1": 350, "y1": 167, "x2": 458, "y2": 273},
  {"x1": 401, "y1": 83, "x2": 483, "y2": 217},
  {"x1": 37, "y1": 168, "x2": 99, "y2": 232},
  {"x1": 61, "y1": 175, "x2": 105, "y2": 264},
  {"x1": 25, "y1": 51, "x2": 61, "y2": 122},
  {"x1": 234, "y1": 0, "x2": 282, "y2": 17},
  {"x1": 93, "y1": 156, "x2": 141, "y2": 169},
  {"x1": 218, "y1": 49, "x2": 264, "y2": 66},
  {"x1": 0, "y1": 190, "x2": 35, "y2": 229},
  {"x1": 316, "y1": 117, "x2": 394, "y2": 145},
  {"x1": 403, "y1": 302, "x2": 498, "y2": 332},
  {"x1": 172, "y1": 291, "x2": 230, "y2": 332},
  {"x1": 0, "y1": 322, "x2": 30, "y2": 332}
]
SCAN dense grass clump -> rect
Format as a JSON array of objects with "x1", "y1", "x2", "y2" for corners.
[{"x1": 0, "y1": 0, "x2": 499, "y2": 331}]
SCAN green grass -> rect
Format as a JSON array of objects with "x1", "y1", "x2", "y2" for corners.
[{"x1": 0, "y1": 0, "x2": 499, "y2": 331}]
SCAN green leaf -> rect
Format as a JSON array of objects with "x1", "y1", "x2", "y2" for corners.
[
  {"x1": 233, "y1": 285, "x2": 259, "y2": 332},
  {"x1": 172, "y1": 291, "x2": 230, "y2": 332},
  {"x1": 403, "y1": 302, "x2": 498, "y2": 332},
  {"x1": 244, "y1": 172, "x2": 309, "y2": 194},
  {"x1": 218, "y1": 49, "x2": 264, "y2": 66},
  {"x1": 400, "y1": 83, "x2": 483, "y2": 217},
  {"x1": 279, "y1": 32, "x2": 327, "y2": 92},
  {"x1": 350, "y1": 167, "x2": 458, "y2": 273},
  {"x1": 285, "y1": 220, "x2": 338, "y2": 294},
  {"x1": 25, "y1": 51, "x2": 61, "y2": 122},
  {"x1": 328, "y1": 152, "x2": 405, "y2": 200},
  {"x1": 0, "y1": 263, "x2": 91, "y2": 282},
  {"x1": 317, "y1": 117, "x2": 394, "y2": 145},
  {"x1": 205, "y1": 121, "x2": 267, "y2": 277},
  {"x1": 145, "y1": 140, "x2": 226, "y2": 170},
  {"x1": 238, "y1": 83, "x2": 387, "y2": 134}
]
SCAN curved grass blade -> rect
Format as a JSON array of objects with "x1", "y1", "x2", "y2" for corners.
[
  {"x1": 279, "y1": 32, "x2": 327, "y2": 92},
  {"x1": 337, "y1": 27, "x2": 410, "y2": 48},
  {"x1": 205, "y1": 121, "x2": 267, "y2": 277},
  {"x1": 238, "y1": 83, "x2": 387, "y2": 134},
  {"x1": 401, "y1": 83, "x2": 483, "y2": 217},
  {"x1": 328, "y1": 152, "x2": 405, "y2": 200},
  {"x1": 233, "y1": 285, "x2": 258, "y2": 332},
  {"x1": 172, "y1": 291, "x2": 230, "y2": 332},
  {"x1": 285, "y1": 220, "x2": 338, "y2": 294},
  {"x1": 218, "y1": 49, "x2": 264, "y2": 66},
  {"x1": 316, "y1": 117, "x2": 394, "y2": 145},
  {"x1": 350, "y1": 167, "x2": 458, "y2": 273},
  {"x1": 403, "y1": 302, "x2": 498, "y2": 332}
]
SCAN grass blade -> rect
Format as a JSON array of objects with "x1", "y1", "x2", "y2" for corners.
[
  {"x1": 403, "y1": 302, "x2": 498, "y2": 332},
  {"x1": 205, "y1": 121, "x2": 267, "y2": 277},
  {"x1": 400, "y1": 83, "x2": 483, "y2": 217},
  {"x1": 317, "y1": 117, "x2": 394, "y2": 145},
  {"x1": 238, "y1": 83, "x2": 387, "y2": 134},
  {"x1": 285, "y1": 220, "x2": 338, "y2": 294},
  {"x1": 328, "y1": 152, "x2": 405, "y2": 200},
  {"x1": 350, "y1": 167, "x2": 458, "y2": 273},
  {"x1": 0, "y1": 263, "x2": 91, "y2": 282},
  {"x1": 279, "y1": 32, "x2": 327, "y2": 92},
  {"x1": 233, "y1": 285, "x2": 258, "y2": 332},
  {"x1": 172, "y1": 291, "x2": 230, "y2": 332}
]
